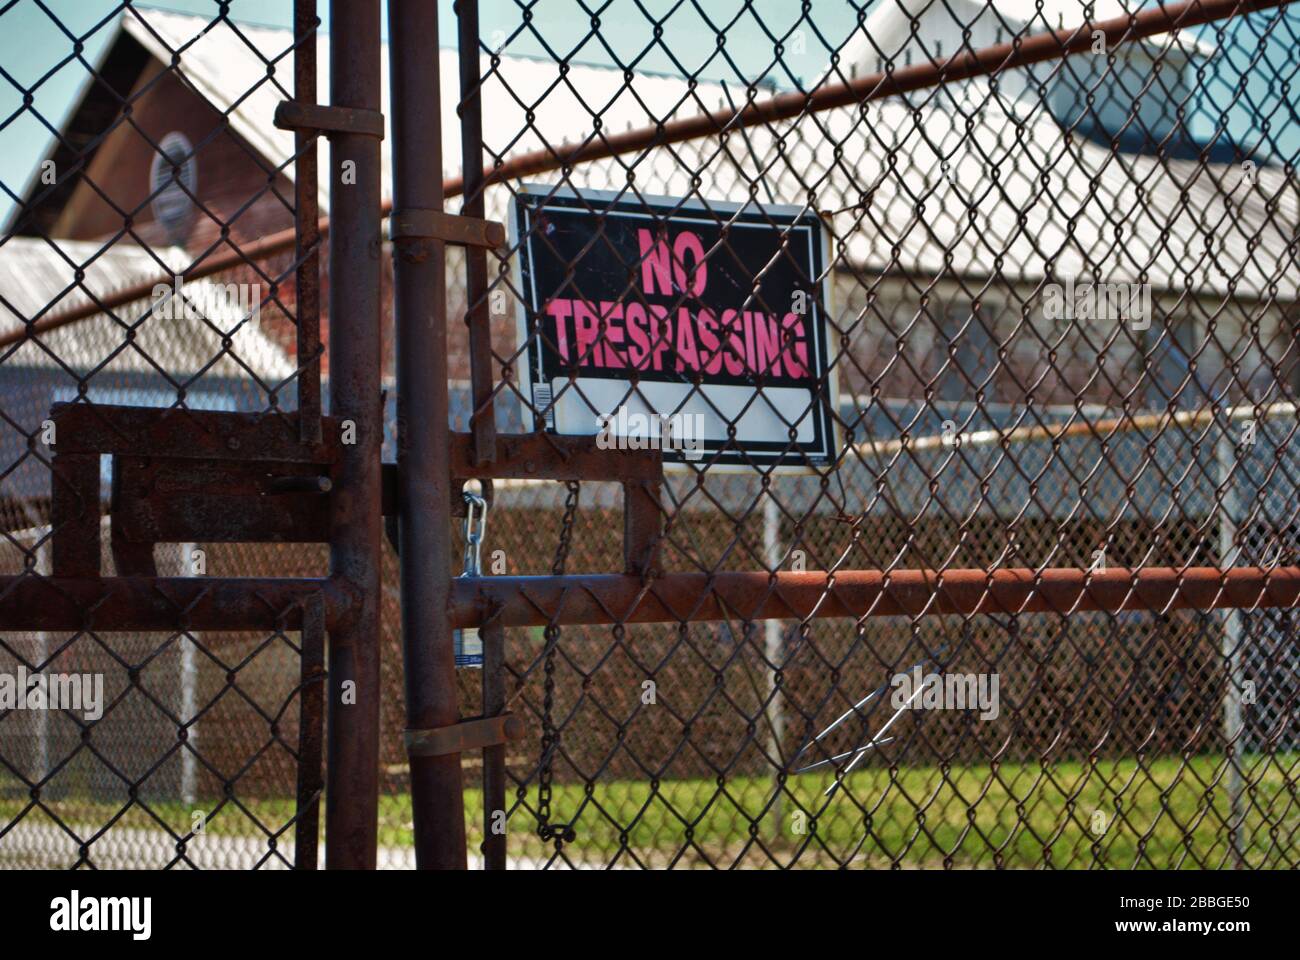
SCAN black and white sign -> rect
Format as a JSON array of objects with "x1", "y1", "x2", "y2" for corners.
[{"x1": 513, "y1": 186, "x2": 839, "y2": 470}]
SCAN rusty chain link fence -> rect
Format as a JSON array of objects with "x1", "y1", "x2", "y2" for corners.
[
  {"x1": 0, "y1": 0, "x2": 331, "y2": 868},
  {"x1": 2, "y1": 0, "x2": 1298, "y2": 870}
]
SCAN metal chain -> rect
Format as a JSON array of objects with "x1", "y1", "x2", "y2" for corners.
[
  {"x1": 537, "y1": 480, "x2": 580, "y2": 844},
  {"x1": 460, "y1": 492, "x2": 488, "y2": 577}
]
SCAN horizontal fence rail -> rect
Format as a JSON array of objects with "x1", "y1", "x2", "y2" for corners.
[{"x1": 451, "y1": 566, "x2": 1300, "y2": 627}]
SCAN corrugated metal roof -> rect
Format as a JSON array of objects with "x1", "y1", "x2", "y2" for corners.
[{"x1": 0, "y1": 235, "x2": 294, "y2": 380}]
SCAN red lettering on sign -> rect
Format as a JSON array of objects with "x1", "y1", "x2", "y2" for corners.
[
  {"x1": 572, "y1": 299, "x2": 603, "y2": 366},
  {"x1": 600, "y1": 300, "x2": 625, "y2": 369},
  {"x1": 542, "y1": 297, "x2": 811, "y2": 380},
  {"x1": 638, "y1": 229, "x2": 672, "y2": 295},
  {"x1": 546, "y1": 299, "x2": 574, "y2": 361},
  {"x1": 780, "y1": 312, "x2": 809, "y2": 378},
  {"x1": 672, "y1": 230, "x2": 707, "y2": 296},
  {"x1": 753, "y1": 311, "x2": 781, "y2": 377},
  {"x1": 625, "y1": 301, "x2": 650, "y2": 369},
  {"x1": 699, "y1": 308, "x2": 722, "y2": 376}
]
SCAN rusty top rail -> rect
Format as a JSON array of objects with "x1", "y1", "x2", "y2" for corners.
[
  {"x1": 0, "y1": 575, "x2": 354, "y2": 631},
  {"x1": 449, "y1": 566, "x2": 1300, "y2": 628}
]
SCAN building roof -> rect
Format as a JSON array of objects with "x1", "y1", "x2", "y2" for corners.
[
  {"x1": 0, "y1": 233, "x2": 297, "y2": 504},
  {"x1": 785, "y1": 100, "x2": 1296, "y2": 299},
  {"x1": 843, "y1": 0, "x2": 1219, "y2": 64},
  {"x1": 13, "y1": 7, "x2": 1284, "y2": 302},
  {"x1": 106, "y1": 8, "x2": 741, "y2": 217},
  {"x1": 0, "y1": 235, "x2": 295, "y2": 382}
]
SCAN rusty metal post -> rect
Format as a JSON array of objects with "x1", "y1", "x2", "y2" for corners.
[
  {"x1": 389, "y1": 0, "x2": 469, "y2": 869},
  {"x1": 456, "y1": 0, "x2": 496, "y2": 466},
  {"x1": 294, "y1": 592, "x2": 326, "y2": 869},
  {"x1": 294, "y1": 0, "x2": 322, "y2": 445},
  {"x1": 49, "y1": 453, "x2": 100, "y2": 576},
  {"x1": 325, "y1": 0, "x2": 383, "y2": 870},
  {"x1": 480, "y1": 618, "x2": 507, "y2": 869}
]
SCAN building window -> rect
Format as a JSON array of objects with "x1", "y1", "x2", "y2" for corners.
[
  {"x1": 1147, "y1": 316, "x2": 1200, "y2": 410},
  {"x1": 938, "y1": 299, "x2": 997, "y2": 402},
  {"x1": 149, "y1": 132, "x2": 197, "y2": 242}
]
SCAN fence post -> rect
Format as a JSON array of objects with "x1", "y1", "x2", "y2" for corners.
[
  {"x1": 324, "y1": 0, "x2": 384, "y2": 870},
  {"x1": 763, "y1": 494, "x2": 786, "y2": 835},
  {"x1": 389, "y1": 0, "x2": 469, "y2": 869},
  {"x1": 294, "y1": 0, "x2": 322, "y2": 445},
  {"x1": 1216, "y1": 431, "x2": 1247, "y2": 868},
  {"x1": 178, "y1": 542, "x2": 198, "y2": 807},
  {"x1": 456, "y1": 0, "x2": 497, "y2": 467}
]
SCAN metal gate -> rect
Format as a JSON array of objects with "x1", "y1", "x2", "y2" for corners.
[
  {"x1": 0, "y1": 0, "x2": 360, "y2": 868},
  {"x1": 2, "y1": 0, "x2": 1298, "y2": 869}
]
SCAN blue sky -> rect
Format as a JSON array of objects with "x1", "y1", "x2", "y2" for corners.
[{"x1": 0, "y1": 0, "x2": 1295, "y2": 226}]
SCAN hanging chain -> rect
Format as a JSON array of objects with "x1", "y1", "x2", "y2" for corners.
[
  {"x1": 537, "y1": 479, "x2": 580, "y2": 844},
  {"x1": 460, "y1": 491, "x2": 488, "y2": 577}
]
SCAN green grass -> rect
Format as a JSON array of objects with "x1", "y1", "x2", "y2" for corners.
[
  {"x1": 454, "y1": 751, "x2": 1298, "y2": 867},
  {"x1": 5, "y1": 752, "x2": 1296, "y2": 868}
]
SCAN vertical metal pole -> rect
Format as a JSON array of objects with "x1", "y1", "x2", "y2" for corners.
[
  {"x1": 179, "y1": 541, "x2": 198, "y2": 807},
  {"x1": 35, "y1": 533, "x2": 49, "y2": 788},
  {"x1": 481, "y1": 619, "x2": 507, "y2": 869},
  {"x1": 389, "y1": 0, "x2": 469, "y2": 869},
  {"x1": 762, "y1": 495, "x2": 786, "y2": 834},
  {"x1": 50, "y1": 453, "x2": 100, "y2": 576},
  {"x1": 1216, "y1": 431, "x2": 1246, "y2": 867},
  {"x1": 325, "y1": 0, "x2": 383, "y2": 870},
  {"x1": 294, "y1": 0, "x2": 322, "y2": 445},
  {"x1": 457, "y1": 0, "x2": 497, "y2": 466},
  {"x1": 295, "y1": 592, "x2": 326, "y2": 869}
]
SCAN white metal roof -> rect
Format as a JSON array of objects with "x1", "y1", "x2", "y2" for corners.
[
  {"x1": 12, "y1": 8, "x2": 1290, "y2": 305},
  {"x1": 119, "y1": 9, "x2": 738, "y2": 215},
  {"x1": 843, "y1": 0, "x2": 1219, "y2": 63},
  {"x1": 0, "y1": 235, "x2": 295, "y2": 381},
  {"x1": 774, "y1": 100, "x2": 1296, "y2": 299}
]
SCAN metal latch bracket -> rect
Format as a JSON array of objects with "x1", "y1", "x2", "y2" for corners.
[
  {"x1": 404, "y1": 713, "x2": 526, "y2": 757},
  {"x1": 274, "y1": 101, "x2": 385, "y2": 139},
  {"x1": 388, "y1": 208, "x2": 506, "y2": 248}
]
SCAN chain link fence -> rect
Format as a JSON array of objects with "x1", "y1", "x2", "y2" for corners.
[
  {"x1": 449, "y1": 0, "x2": 1300, "y2": 869},
  {"x1": 2, "y1": 0, "x2": 1298, "y2": 869},
  {"x1": 1, "y1": 1, "x2": 326, "y2": 868}
]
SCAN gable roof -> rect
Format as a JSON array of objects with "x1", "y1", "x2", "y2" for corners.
[
  {"x1": 10, "y1": 8, "x2": 740, "y2": 227},
  {"x1": 8, "y1": 7, "x2": 1294, "y2": 303}
]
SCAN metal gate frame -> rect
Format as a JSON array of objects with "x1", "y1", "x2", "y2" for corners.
[{"x1": 0, "y1": 0, "x2": 380, "y2": 870}]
